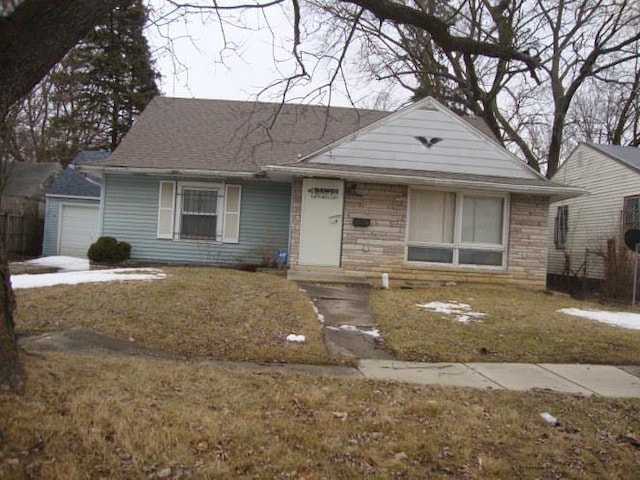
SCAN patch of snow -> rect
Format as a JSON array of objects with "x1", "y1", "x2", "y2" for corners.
[
  {"x1": 337, "y1": 324, "x2": 358, "y2": 331},
  {"x1": 416, "y1": 301, "x2": 486, "y2": 324},
  {"x1": 12, "y1": 268, "x2": 167, "y2": 289},
  {"x1": 558, "y1": 308, "x2": 640, "y2": 330},
  {"x1": 309, "y1": 302, "x2": 324, "y2": 323},
  {"x1": 325, "y1": 324, "x2": 382, "y2": 338},
  {"x1": 286, "y1": 334, "x2": 306, "y2": 343},
  {"x1": 539, "y1": 412, "x2": 559, "y2": 425},
  {"x1": 24, "y1": 256, "x2": 89, "y2": 271}
]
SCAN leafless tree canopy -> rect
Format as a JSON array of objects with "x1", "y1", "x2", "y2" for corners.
[{"x1": 312, "y1": 0, "x2": 640, "y2": 177}]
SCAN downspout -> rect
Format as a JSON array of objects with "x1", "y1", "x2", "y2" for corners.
[{"x1": 286, "y1": 178, "x2": 296, "y2": 272}]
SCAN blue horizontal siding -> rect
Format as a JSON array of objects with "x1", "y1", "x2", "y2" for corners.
[
  {"x1": 43, "y1": 196, "x2": 100, "y2": 256},
  {"x1": 101, "y1": 174, "x2": 291, "y2": 266}
]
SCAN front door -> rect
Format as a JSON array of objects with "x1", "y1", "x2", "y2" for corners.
[{"x1": 298, "y1": 178, "x2": 344, "y2": 266}]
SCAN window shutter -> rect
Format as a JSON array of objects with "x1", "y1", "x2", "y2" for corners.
[
  {"x1": 222, "y1": 184, "x2": 241, "y2": 243},
  {"x1": 157, "y1": 181, "x2": 176, "y2": 239}
]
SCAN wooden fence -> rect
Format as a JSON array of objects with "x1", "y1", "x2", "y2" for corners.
[{"x1": 0, "y1": 212, "x2": 43, "y2": 258}]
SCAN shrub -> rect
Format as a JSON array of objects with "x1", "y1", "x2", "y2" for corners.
[
  {"x1": 87, "y1": 236, "x2": 131, "y2": 264},
  {"x1": 602, "y1": 238, "x2": 634, "y2": 302}
]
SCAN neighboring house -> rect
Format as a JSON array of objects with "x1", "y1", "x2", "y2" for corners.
[
  {"x1": 1, "y1": 161, "x2": 62, "y2": 257},
  {"x1": 42, "y1": 150, "x2": 109, "y2": 257},
  {"x1": 80, "y1": 96, "x2": 581, "y2": 288},
  {"x1": 547, "y1": 143, "x2": 640, "y2": 283}
]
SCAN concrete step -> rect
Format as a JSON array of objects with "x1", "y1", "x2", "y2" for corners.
[{"x1": 287, "y1": 269, "x2": 372, "y2": 285}]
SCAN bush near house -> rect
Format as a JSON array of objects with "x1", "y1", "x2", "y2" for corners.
[{"x1": 87, "y1": 236, "x2": 131, "y2": 264}]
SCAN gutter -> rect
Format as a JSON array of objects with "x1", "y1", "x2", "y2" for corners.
[
  {"x1": 46, "y1": 194, "x2": 100, "y2": 201},
  {"x1": 262, "y1": 165, "x2": 586, "y2": 201},
  {"x1": 74, "y1": 164, "x2": 264, "y2": 179}
]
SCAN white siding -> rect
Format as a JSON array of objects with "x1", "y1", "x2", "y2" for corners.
[
  {"x1": 310, "y1": 106, "x2": 538, "y2": 179},
  {"x1": 547, "y1": 144, "x2": 640, "y2": 280}
]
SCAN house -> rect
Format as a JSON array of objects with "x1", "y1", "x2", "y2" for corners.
[
  {"x1": 80, "y1": 96, "x2": 581, "y2": 288},
  {"x1": 42, "y1": 150, "x2": 109, "y2": 257},
  {"x1": 547, "y1": 143, "x2": 640, "y2": 284},
  {"x1": 1, "y1": 161, "x2": 62, "y2": 257}
]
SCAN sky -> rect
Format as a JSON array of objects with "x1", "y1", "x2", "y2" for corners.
[{"x1": 144, "y1": 1, "x2": 407, "y2": 109}]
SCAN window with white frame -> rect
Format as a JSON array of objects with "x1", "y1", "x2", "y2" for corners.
[
  {"x1": 180, "y1": 187, "x2": 219, "y2": 240},
  {"x1": 407, "y1": 189, "x2": 507, "y2": 267},
  {"x1": 156, "y1": 181, "x2": 241, "y2": 243}
]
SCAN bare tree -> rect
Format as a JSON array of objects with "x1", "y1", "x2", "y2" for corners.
[{"x1": 321, "y1": 0, "x2": 640, "y2": 177}]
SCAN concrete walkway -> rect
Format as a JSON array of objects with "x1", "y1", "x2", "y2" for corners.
[
  {"x1": 20, "y1": 328, "x2": 640, "y2": 398},
  {"x1": 293, "y1": 280, "x2": 640, "y2": 398},
  {"x1": 358, "y1": 360, "x2": 640, "y2": 398},
  {"x1": 298, "y1": 282, "x2": 394, "y2": 360}
]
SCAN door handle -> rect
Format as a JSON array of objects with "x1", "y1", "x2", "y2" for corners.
[{"x1": 328, "y1": 214, "x2": 342, "y2": 224}]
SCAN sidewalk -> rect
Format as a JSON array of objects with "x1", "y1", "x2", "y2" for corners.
[
  {"x1": 358, "y1": 359, "x2": 640, "y2": 398},
  {"x1": 20, "y1": 328, "x2": 640, "y2": 397}
]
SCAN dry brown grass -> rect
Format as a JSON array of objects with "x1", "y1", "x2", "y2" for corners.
[
  {"x1": 1, "y1": 352, "x2": 639, "y2": 479},
  {"x1": 15, "y1": 267, "x2": 338, "y2": 365},
  {"x1": 372, "y1": 284, "x2": 640, "y2": 364}
]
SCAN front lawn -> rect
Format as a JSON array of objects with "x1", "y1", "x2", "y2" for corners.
[
  {"x1": 372, "y1": 284, "x2": 640, "y2": 365},
  {"x1": 1, "y1": 353, "x2": 639, "y2": 479},
  {"x1": 15, "y1": 267, "x2": 337, "y2": 365}
]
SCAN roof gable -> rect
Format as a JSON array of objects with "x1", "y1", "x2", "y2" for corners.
[
  {"x1": 588, "y1": 143, "x2": 640, "y2": 172},
  {"x1": 303, "y1": 97, "x2": 541, "y2": 180},
  {"x1": 49, "y1": 150, "x2": 109, "y2": 197},
  {"x1": 553, "y1": 143, "x2": 640, "y2": 181}
]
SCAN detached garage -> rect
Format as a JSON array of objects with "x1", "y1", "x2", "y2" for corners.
[
  {"x1": 42, "y1": 151, "x2": 108, "y2": 258},
  {"x1": 57, "y1": 204, "x2": 100, "y2": 256}
]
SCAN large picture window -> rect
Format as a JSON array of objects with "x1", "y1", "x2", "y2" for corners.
[{"x1": 407, "y1": 189, "x2": 507, "y2": 268}]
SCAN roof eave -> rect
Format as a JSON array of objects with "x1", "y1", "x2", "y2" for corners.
[
  {"x1": 46, "y1": 194, "x2": 100, "y2": 200},
  {"x1": 76, "y1": 164, "x2": 264, "y2": 179},
  {"x1": 263, "y1": 165, "x2": 586, "y2": 200}
]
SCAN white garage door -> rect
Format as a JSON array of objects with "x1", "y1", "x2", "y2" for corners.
[{"x1": 59, "y1": 204, "x2": 100, "y2": 257}]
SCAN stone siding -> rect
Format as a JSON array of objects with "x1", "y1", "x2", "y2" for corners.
[{"x1": 289, "y1": 179, "x2": 549, "y2": 289}]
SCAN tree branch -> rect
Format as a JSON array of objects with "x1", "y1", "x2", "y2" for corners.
[
  {"x1": 0, "y1": 0, "x2": 115, "y2": 120},
  {"x1": 341, "y1": 0, "x2": 540, "y2": 74}
]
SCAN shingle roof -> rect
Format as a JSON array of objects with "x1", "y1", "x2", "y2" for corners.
[
  {"x1": 272, "y1": 162, "x2": 557, "y2": 187},
  {"x1": 588, "y1": 144, "x2": 640, "y2": 171},
  {"x1": 3, "y1": 162, "x2": 62, "y2": 199},
  {"x1": 98, "y1": 97, "x2": 389, "y2": 172},
  {"x1": 49, "y1": 150, "x2": 109, "y2": 197}
]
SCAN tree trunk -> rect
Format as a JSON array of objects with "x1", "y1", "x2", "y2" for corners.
[
  {"x1": 0, "y1": 0, "x2": 114, "y2": 392},
  {"x1": 0, "y1": 0, "x2": 114, "y2": 120},
  {"x1": 0, "y1": 240, "x2": 24, "y2": 393}
]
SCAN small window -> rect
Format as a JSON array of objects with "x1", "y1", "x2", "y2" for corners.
[
  {"x1": 180, "y1": 188, "x2": 218, "y2": 240},
  {"x1": 157, "y1": 181, "x2": 241, "y2": 243},
  {"x1": 554, "y1": 205, "x2": 568, "y2": 249},
  {"x1": 623, "y1": 196, "x2": 640, "y2": 233}
]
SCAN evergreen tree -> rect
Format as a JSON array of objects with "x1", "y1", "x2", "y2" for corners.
[
  {"x1": 50, "y1": 0, "x2": 159, "y2": 156},
  {"x1": 5, "y1": 0, "x2": 159, "y2": 165}
]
